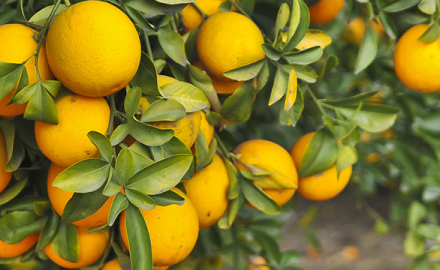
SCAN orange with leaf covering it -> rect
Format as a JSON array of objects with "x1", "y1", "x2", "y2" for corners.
[{"x1": 0, "y1": 233, "x2": 39, "y2": 258}]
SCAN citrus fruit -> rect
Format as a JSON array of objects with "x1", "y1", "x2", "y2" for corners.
[
  {"x1": 290, "y1": 132, "x2": 352, "y2": 201},
  {"x1": 184, "y1": 154, "x2": 229, "y2": 228},
  {"x1": 35, "y1": 94, "x2": 110, "y2": 167},
  {"x1": 47, "y1": 163, "x2": 115, "y2": 228},
  {"x1": 102, "y1": 259, "x2": 123, "y2": 270},
  {"x1": 197, "y1": 12, "x2": 265, "y2": 80},
  {"x1": 0, "y1": 24, "x2": 54, "y2": 117},
  {"x1": 120, "y1": 188, "x2": 199, "y2": 266},
  {"x1": 0, "y1": 233, "x2": 39, "y2": 258},
  {"x1": 199, "y1": 111, "x2": 214, "y2": 144},
  {"x1": 0, "y1": 130, "x2": 12, "y2": 194},
  {"x1": 394, "y1": 24, "x2": 440, "y2": 93},
  {"x1": 44, "y1": 226, "x2": 109, "y2": 269},
  {"x1": 46, "y1": 1, "x2": 141, "y2": 97},
  {"x1": 233, "y1": 140, "x2": 297, "y2": 206},
  {"x1": 250, "y1": 256, "x2": 270, "y2": 270},
  {"x1": 309, "y1": 0, "x2": 345, "y2": 24},
  {"x1": 181, "y1": 0, "x2": 227, "y2": 33},
  {"x1": 344, "y1": 17, "x2": 385, "y2": 46}
]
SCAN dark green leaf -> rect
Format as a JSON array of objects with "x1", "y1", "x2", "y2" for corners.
[
  {"x1": 157, "y1": 28, "x2": 187, "y2": 66},
  {"x1": 223, "y1": 59, "x2": 265, "y2": 81},
  {"x1": 321, "y1": 91, "x2": 378, "y2": 106},
  {"x1": 252, "y1": 231, "x2": 281, "y2": 263},
  {"x1": 123, "y1": 0, "x2": 186, "y2": 18},
  {"x1": 0, "y1": 62, "x2": 23, "y2": 101},
  {"x1": 125, "y1": 6, "x2": 155, "y2": 32},
  {"x1": 62, "y1": 186, "x2": 109, "y2": 223},
  {"x1": 115, "y1": 149, "x2": 134, "y2": 186},
  {"x1": 129, "y1": 120, "x2": 174, "y2": 146},
  {"x1": 0, "y1": 9, "x2": 15, "y2": 24},
  {"x1": 382, "y1": 0, "x2": 421, "y2": 12},
  {"x1": 355, "y1": 26, "x2": 378, "y2": 74},
  {"x1": 262, "y1": 44, "x2": 281, "y2": 61},
  {"x1": 51, "y1": 222, "x2": 79, "y2": 263},
  {"x1": 378, "y1": 12, "x2": 398, "y2": 39},
  {"x1": 283, "y1": 46, "x2": 323, "y2": 65},
  {"x1": 0, "y1": 178, "x2": 28, "y2": 206},
  {"x1": 241, "y1": 178, "x2": 281, "y2": 215},
  {"x1": 129, "y1": 142, "x2": 155, "y2": 174},
  {"x1": 125, "y1": 86, "x2": 142, "y2": 120},
  {"x1": 257, "y1": 60, "x2": 270, "y2": 91},
  {"x1": 274, "y1": 3, "x2": 290, "y2": 39},
  {"x1": 130, "y1": 52, "x2": 159, "y2": 95},
  {"x1": 125, "y1": 188, "x2": 156, "y2": 210},
  {"x1": 110, "y1": 123, "x2": 130, "y2": 146},
  {"x1": 140, "y1": 99, "x2": 186, "y2": 122},
  {"x1": 108, "y1": 192, "x2": 129, "y2": 226},
  {"x1": 221, "y1": 81, "x2": 256, "y2": 123},
  {"x1": 283, "y1": 0, "x2": 309, "y2": 53},
  {"x1": 0, "y1": 211, "x2": 46, "y2": 244},
  {"x1": 35, "y1": 210, "x2": 59, "y2": 252},
  {"x1": 88, "y1": 131, "x2": 113, "y2": 164},
  {"x1": 103, "y1": 168, "x2": 121, "y2": 197},
  {"x1": 150, "y1": 190, "x2": 185, "y2": 206},
  {"x1": 24, "y1": 85, "x2": 59, "y2": 125},
  {"x1": 418, "y1": 20, "x2": 440, "y2": 43},
  {"x1": 318, "y1": 54, "x2": 338, "y2": 80}
]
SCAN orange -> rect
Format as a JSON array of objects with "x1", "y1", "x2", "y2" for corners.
[
  {"x1": 0, "y1": 130, "x2": 12, "y2": 194},
  {"x1": 250, "y1": 256, "x2": 270, "y2": 270},
  {"x1": 197, "y1": 12, "x2": 265, "y2": 80},
  {"x1": 46, "y1": 1, "x2": 141, "y2": 97},
  {"x1": 120, "y1": 188, "x2": 199, "y2": 266},
  {"x1": 35, "y1": 94, "x2": 110, "y2": 167},
  {"x1": 184, "y1": 154, "x2": 229, "y2": 228},
  {"x1": 344, "y1": 17, "x2": 385, "y2": 46},
  {"x1": 394, "y1": 24, "x2": 440, "y2": 93},
  {"x1": 102, "y1": 259, "x2": 123, "y2": 270},
  {"x1": 192, "y1": 60, "x2": 244, "y2": 94},
  {"x1": 309, "y1": 0, "x2": 345, "y2": 24},
  {"x1": 0, "y1": 24, "x2": 54, "y2": 117},
  {"x1": 181, "y1": 0, "x2": 227, "y2": 32},
  {"x1": 44, "y1": 226, "x2": 109, "y2": 269},
  {"x1": 47, "y1": 163, "x2": 115, "y2": 229},
  {"x1": 290, "y1": 132, "x2": 352, "y2": 201},
  {"x1": 0, "y1": 233, "x2": 39, "y2": 258}
]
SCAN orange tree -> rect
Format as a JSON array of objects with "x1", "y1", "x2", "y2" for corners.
[{"x1": 0, "y1": 0, "x2": 438, "y2": 269}]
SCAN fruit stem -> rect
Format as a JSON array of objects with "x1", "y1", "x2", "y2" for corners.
[
  {"x1": 307, "y1": 87, "x2": 327, "y2": 117},
  {"x1": 63, "y1": 0, "x2": 71, "y2": 6},
  {"x1": 214, "y1": 132, "x2": 231, "y2": 158},
  {"x1": 107, "y1": 94, "x2": 117, "y2": 136},
  {"x1": 143, "y1": 31, "x2": 154, "y2": 61},
  {"x1": 170, "y1": 17, "x2": 178, "y2": 32},
  {"x1": 191, "y1": 3, "x2": 208, "y2": 19}
]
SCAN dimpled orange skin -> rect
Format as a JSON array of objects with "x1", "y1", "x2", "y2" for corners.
[
  {"x1": 35, "y1": 94, "x2": 110, "y2": 167},
  {"x1": 0, "y1": 24, "x2": 54, "y2": 117},
  {"x1": 309, "y1": 0, "x2": 345, "y2": 24},
  {"x1": 196, "y1": 12, "x2": 265, "y2": 80},
  {"x1": 47, "y1": 163, "x2": 115, "y2": 229},
  {"x1": 181, "y1": 0, "x2": 227, "y2": 33},
  {"x1": 394, "y1": 24, "x2": 440, "y2": 93},
  {"x1": 119, "y1": 189, "x2": 199, "y2": 267},
  {"x1": 101, "y1": 260, "x2": 123, "y2": 270},
  {"x1": 0, "y1": 233, "x2": 39, "y2": 258},
  {"x1": 290, "y1": 132, "x2": 352, "y2": 201},
  {"x1": 44, "y1": 226, "x2": 109, "y2": 269},
  {"x1": 184, "y1": 155, "x2": 229, "y2": 228},
  {"x1": 0, "y1": 130, "x2": 12, "y2": 194},
  {"x1": 46, "y1": 1, "x2": 141, "y2": 97}
]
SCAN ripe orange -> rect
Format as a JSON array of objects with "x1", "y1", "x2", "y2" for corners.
[
  {"x1": 0, "y1": 24, "x2": 54, "y2": 117},
  {"x1": 0, "y1": 233, "x2": 39, "y2": 258},
  {"x1": 44, "y1": 226, "x2": 109, "y2": 269},
  {"x1": 309, "y1": 0, "x2": 345, "y2": 24},
  {"x1": 46, "y1": 1, "x2": 141, "y2": 97},
  {"x1": 35, "y1": 94, "x2": 110, "y2": 167},
  {"x1": 290, "y1": 132, "x2": 352, "y2": 201},
  {"x1": 197, "y1": 12, "x2": 265, "y2": 80},
  {"x1": 119, "y1": 188, "x2": 199, "y2": 266},
  {"x1": 47, "y1": 163, "x2": 114, "y2": 229},
  {"x1": 250, "y1": 256, "x2": 270, "y2": 270},
  {"x1": 102, "y1": 259, "x2": 123, "y2": 270},
  {"x1": 0, "y1": 130, "x2": 12, "y2": 194},
  {"x1": 394, "y1": 24, "x2": 440, "y2": 93},
  {"x1": 184, "y1": 154, "x2": 229, "y2": 228},
  {"x1": 181, "y1": 0, "x2": 227, "y2": 32},
  {"x1": 344, "y1": 17, "x2": 385, "y2": 46}
]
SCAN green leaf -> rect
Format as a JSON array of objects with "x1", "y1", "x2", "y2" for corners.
[
  {"x1": 155, "y1": 0, "x2": 194, "y2": 4},
  {"x1": 321, "y1": 91, "x2": 378, "y2": 106},
  {"x1": 221, "y1": 81, "x2": 256, "y2": 123},
  {"x1": 41, "y1": 80, "x2": 62, "y2": 97},
  {"x1": 88, "y1": 131, "x2": 113, "y2": 164},
  {"x1": 0, "y1": 211, "x2": 45, "y2": 244},
  {"x1": 374, "y1": 218, "x2": 390, "y2": 235},
  {"x1": 129, "y1": 142, "x2": 155, "y2": 174},
  {"x1": 125, "y1": 204, "x2": 153, "y2": 270},
  {"x1": 187, "y1": 63, "x2": 216, "y2": 97},
  {"x1": 299, "y1": 128, "x2": 337, "y2": 177},
  {"x1": 378, "y1": 12, "x2": 398, "y2": 39},
  {"x1": 0, "y1": 62, "x2": 23, "y2": 101},
  {"x1": 418, "y1": 0, "x2": 436, "y2": 14},
  {"x1": 241, "y1": 178, "x2": 281, "y2": 215},
  {"x1": 27, "y1": 4, "x2": 66, "y2": 27},
  {"x1": 62, "y1": 186, "x2": 109, "y2": 223},
  {"x1": 125, "y1": 6, "x2": 155, "y2": 33},
  {"x1": 223, "y1": 59, "x2": 265, "y2": 81},
  {"x1": 24, "y1": 85, "x2": 59, "y2": 125},
  {"x1": 183, "y1": 28, "x2": 199, "y2": 60},
  {"x1": 53, "y1": 158, "x2": 111, "y2": 193},
  {"x1": 257, "y1": 60, "x2": 270, "y2": 91},
  {"x1": 262, "y1": 44, "x2": 281, "y2": 61},
  {"x1": 252, "y1": 231, "x2": 281, "y2": 263},
  {"x1": 0, "y1": 119, "x2": 24, "y2": 172},
  {"x1": 150, "y1": 190, "x2": 185, "y2": 206},
  {"x1": 354, "y1": 26, "x2": 378, "y2": 74},
  {"x1": 154, "y1": 59, "x2": 166, "y2": 74},
  {"x1": 140, "y1": 99, "x2": 186, "y2": 122},
  {"x1": 123, "y1": 0, "x2": 186, "y2": 18},
  {"x1": 110, "y1": 123, "x2": 130, "y2": 146},
  {"x1": 336, "y1": 140, "x2": 357, "y2": 175},
  {"x1": 103, "y1": 169, "x2": 121, "y2": 197},
  {"x1": 318, "y1": 54, "x2": 338, "y2": 80},
  {"x1": 287, "y1": 0, "x2": 301, "y2": 42},
  {"x1": 404, "y1": 231, "x2": 425, "y2": 257},
  {"x1": 11, "y1": 81, "x2": 39, "y2": 105},
  {"x1": 415, "y1": 223, "x2": 440, "y2": 239},
  {"x1": 285, "y1": 65, "x2": 318, "y2": 83},
  {"x1": 418, "y1": 20, "x2": 440, "y2": 43},
  {"x1": 283, "y1": 46, "x2": 323, "y2": 65},
  {"x1": 157, "y1": 28, "x2": 187, "y2": 66},
  {"x1": 335, "y1": 103, "x2": 399, "y2": 132},
  {"x1": 127, "y1": 154, "x2": 193, "y2": 195},
  {"x1": 129, "y1": 120, "x2": 174, "y2": 146},
  {"x1": 125, "y1": 86, "x2": 142, "y2": 120},
  {"x1": 108, "y1": 192, "x2": 129, "y2": 226},
  {"x1": 51, "y1": 222, "x2": 79, "y2": 263},
  {"x1": 239, "y1": 0, "x2": 255, "y2": 14},
  {"x1": 224, "y1": 158, "x2": 239, "y2": 200},
  {"x1": 0, "y1": 9, "x2": 15, "y2": 24},
  {"x1": 130, "y1": 52, "x2": 159, "y2": 95},
  {"x1": 0, "y1": 178, "x2": 28, "y2": 206},
  {"x1": 160, "y1": 81, "x2": 209, "y2": 112},
  {"x1": 408, "y1": 201, "x2": 427, "y2": 229},
  {"x1": 283, "y1": 0, "x2": 309, "y2": 53},
  {"x1": 269, "y1": 67, "x2": 288, "y2": 106},
  {"x1": 274, "y1": 3, "x2": 290, "y2": 39},
  {"x1": 35, "y1": 210, "x2": 59, "y2": 252},
  {"x1": 125, "y1": 188, "x2": 156, "y2": 210},
  {"x1": 115, "y1": 149, "x2": 134, "y2": 186},
  {"x1": 382, "y1": 0, "x2": 421, "y2": 12}
]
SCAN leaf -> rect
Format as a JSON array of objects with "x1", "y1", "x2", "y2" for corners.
[
  {"x1": 223, "y1": 59, "x2": 265, "y2": 81},
  {"x1": 287, "y1": 0, "x2": 301, "y2": 42},
  {"x1": 125, "y1": 204, "x2": 153, "y2": 270},
  {"x1": 130, "y1": 52, "x2": 159, "y2": 95},
  {"x1": 0, "y1": 178, "x2": 28, "y2": 206},
  {"x1": 108, "y1": 192, "x2": 129, "y2": 226},
  {"x1": 418, "y1": 20, "x2": 440, "y2": 43},
  {"x1": 41, "y1": 80, "x2": 62, "y2": 97},
  {"x1": 280, "y1": 85, "x2": 304, "y2": 127},
  {"x1": 269, "y1": 67, "x2": 288, "y2": 106},
  {"x1": 354, "y1": 26, "x2": 378, "y2": 74},
  {"x1": 53, "y1": 158, "x2": 111, "y2": 193},
  {"x1": 123, "y1": 0, "x2": 186, "y2": 19},
  {"x1": 262, "y1": 44, "x2": 281, "y2": 61},
  {"x1": 299, "y1": 128, "x2": 338, "y2": 177},
  {"x1": 283, "y1": 46, "x2": 323, "y2": 65},
  {"x1": 224, "y1": 158, "x2": 239, "y2": 200},
  {"x1": 128, "y1": 120, "x2": 174, "y2": 146},
  {"x1": 155, "y1": 0, "x2": 194, "y2": 4},
  {"x1": 336, "y1": 141, "x2": 357, "y2": 175},
  {"x1": 88, "y1": 131, "x2": 113, "y2": 164},
  {"x1": 194, "y1": 130, "x2": 210, "y2": 172},
  {"x1": 290, "y1": 65, "x2": 318, "y2": 83},
  {"x1": 125, "y1": 6, "x2": 155, "y2": 33},
  {"x1": 321, "y1": 91, "x2": 378, "y2": 106},
  {"x1": 157, "y1": 28, "x2": 187, "y2": 66},
  {"x1": 241, "y1": 178, "x2": 281, "y2": 215},
  {"x1": 125, "y1": 86, "x2": 142, "y2": 120},
  {"x1": 419, "y1": 0, "x2": 437, "y2": 14},
  {"x1": 160, "y1": 82, "x2": 209, "y2": 112},
  {"x1": 257, "y1": 60, "x2": 270, "y2": 91},
  {"x1": 0, "y1": 211, "x2": 45, "y2": 244},
  {"x1": 35, "y1": 210, "x2": 59, "y2": 252},
  {"x1": 129, "y1": 142, "x2": 155, "y2": 174},
  {"x1": 283, "y1": 0, "x2": 310, "y2": 53},
  {"x1": 404, "y1": 231, "x2": 425, "y2": 257},
  {"x1": 0, "y1": 62, "x2": 23, "y2": 101},
  {"x1": 187, "y1": 63, "x2": 216, "y2": 97},
  {"x1": 295, "y1": 29, "x2": 332, "y2": 50},
  {"x1": 127, "y1": 154, "x2": 193, "y2": 195},
  {"x1": 51, "y1": 222, "x2": 79, "y2": 263},
  {"x1": 24, "y1": 85, "x2": 59, "y2": 125},
  {"x1": 252, "y1": 231, "x2": 282, "y2": 263},
  {"x1": 27, "y1": 4, "x2": 66, "y2": 27},
  {"x1": 221, "y1": 81, "x2": 256, "y2": 123},
  {"x1": 382, "y1": 0, "x2": 421, "y2": 12},
  {"x1": 318, "y1": 54, "x2": 339, "y2": 80},
  {"x1": 140, "y1": 99, "x2": 186, "y2": 122},
  {"x1": 110, "y1": 123, "x2": 130, "y2": 146},
  {"x1": 115, "y1": 149, "x2": 134, "y2": 186},
  {"x1": 150, "y1": 190, "x2": 185, "y2": 206},
  {"x1": 274, "y1": 3, "x2": 290, "y2": 39},
  {"x1": 125, "y1": 188, "x2": 156, "y2": 210},
  {"x1": 12, "y1": 81, "x2": 39, "y2": 105},
  {"x1": 408, "y1": 201, "x2": 427, "y2": 229},
  {"x1": 374, "y1": 218, "x2": 390, "y2": 235},
  {"x1": 415, "y1": 224, "x2": 440, "y2": 239},
  {"x1": 62, "y1": 186, "x2": 109, "y2": 223},
  {"x1": 0, "y1": 9, "x2": 15, "y2": 25},
  {"x1": 284, "y1": 69, "x2": 298, "y2": 111},
  {"x1": 378, "y1": 12, "x2": 398, "y2": 39}
]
